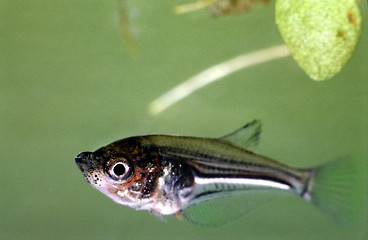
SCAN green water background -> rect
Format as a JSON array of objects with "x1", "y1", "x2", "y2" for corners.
[{"x1": 1, "y1": 1, "x2": 367, "y2": 239}]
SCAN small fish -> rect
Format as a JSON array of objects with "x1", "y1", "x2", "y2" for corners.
[{"x1": 75, "y1": 120, "x2": 359, "y2": 226}]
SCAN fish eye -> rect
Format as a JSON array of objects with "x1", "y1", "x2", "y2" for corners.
[
  {"x1": 105, "y1": 158, "x2": 134, "y2": 183},
  {"x1": 113, "y1": 163, "x2": 126, "y2": 176}
]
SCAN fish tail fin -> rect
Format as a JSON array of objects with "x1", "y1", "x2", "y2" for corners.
[{"x1": 307, "y1": 157, "x2": 365, "y2": 226}]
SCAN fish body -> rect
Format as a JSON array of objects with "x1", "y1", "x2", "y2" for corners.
[{"x1": 75, "y1": 121, "x2": 359, "y2": 225}]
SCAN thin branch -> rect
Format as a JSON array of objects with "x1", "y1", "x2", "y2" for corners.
[
  {"x1": 148, "y1": 44, "x2": 290, "y2": 115},
  {"x1": 174, "y1": 0, "x2": 218, "y2": 14}
]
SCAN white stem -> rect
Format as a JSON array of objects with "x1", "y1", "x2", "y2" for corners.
[
  {"x1": 148, "y1": 44, "x2": 290, "y2": 115},
  {"x1": 174, "y1": 0, "x2": 218, "y2": 14}
]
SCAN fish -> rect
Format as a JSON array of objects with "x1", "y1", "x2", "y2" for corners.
[{"x1": 75, "y1": 120, "x2": 360, "y2": 226}]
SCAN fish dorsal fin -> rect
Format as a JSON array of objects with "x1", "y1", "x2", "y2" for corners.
[{"x1": 219, "y1": 120, "x2": 262, "y2": 150}]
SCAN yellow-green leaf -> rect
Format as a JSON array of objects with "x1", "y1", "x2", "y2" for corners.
[{"x1": 275, "y1": 0, "x2": 362, "y2": 81}]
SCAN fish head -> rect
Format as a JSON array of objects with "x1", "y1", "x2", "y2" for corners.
[{"x1": 74, "y1": 137, "x2": 162, "y2": 211}]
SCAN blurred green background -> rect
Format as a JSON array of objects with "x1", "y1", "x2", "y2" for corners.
[{"x1": 1, "y1": 0, "x2": 367, "y2": 239}]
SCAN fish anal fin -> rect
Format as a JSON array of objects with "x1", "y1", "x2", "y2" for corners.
[{"x1": 182, "y1": 190, "x2": 271, "y2": 226}]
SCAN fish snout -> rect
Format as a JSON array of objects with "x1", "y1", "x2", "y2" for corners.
[
  {"x1": 75, "y1": 152, "x2": 91, "y2": 163},
  {"x1": 74, "y1": 152, "x2": 95, "y2": 170}
]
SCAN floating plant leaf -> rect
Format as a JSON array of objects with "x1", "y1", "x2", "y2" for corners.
[{"x1": 275, "y1": 0, "x2": 362, "y2": 81}]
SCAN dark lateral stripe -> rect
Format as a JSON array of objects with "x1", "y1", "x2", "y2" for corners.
[{"x1": 160, "y1": 146, "x2": 303, "y2": 181}]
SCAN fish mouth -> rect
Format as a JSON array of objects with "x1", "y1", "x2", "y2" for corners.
[
  {"x1": 74, "y1": 151, "x2": 94, "y2": 171},
  {"x1": 75, "y1": 152, "x2": 92, "y2": 163},
  {"x1": 75, "y1": 151, "x2": 101, "y2": 185}
]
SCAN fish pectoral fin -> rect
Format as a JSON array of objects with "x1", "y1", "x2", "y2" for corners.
[
  {"x1": 176, "y1": 211, "x2": 184, "y2": 220},
  {"x1": 219, "y1": 120, "x2": 262, "y2": 150}
]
